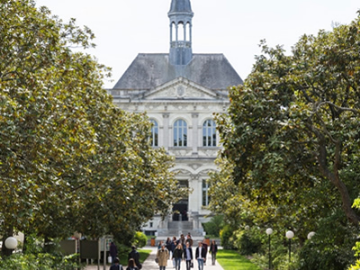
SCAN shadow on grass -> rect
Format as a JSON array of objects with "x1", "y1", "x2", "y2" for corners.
[{"x1": 119, "y1": 249, "x2": 152, "y2": 266}]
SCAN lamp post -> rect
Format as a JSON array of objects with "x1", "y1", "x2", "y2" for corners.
[
  {"x1": 285, "y1": 231, "x2": 294, "y2": 268},
  {"x1": 5, "y1": 236, "x2": 18, "y2": 254},
  {"x1": 307, "y1": 231, "x2": 315, "y2": 240},
  {"x1": 266, "y1": 228, "x2": 273, "y2": 270}
]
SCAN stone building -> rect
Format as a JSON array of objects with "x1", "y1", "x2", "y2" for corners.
[{"x1": 108, "y1": 0, "x2": 242, "y2": 237}]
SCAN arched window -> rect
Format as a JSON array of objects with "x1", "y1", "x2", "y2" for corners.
[
  {"x1": 150, "y1": 120, "x2": 158, "y2": 147},
  {"x1": 178, "y1": 22, "x2": 185, "y2": 41},
  {"x1": 173, "y1": 119, "x2": 187, "y2": 147},
  {"x1": 171, "y1": 22, "x2": 176, "y2": 42},
  {"x1": 203, "y1": 120, "x2": 216, "y2": 147}
]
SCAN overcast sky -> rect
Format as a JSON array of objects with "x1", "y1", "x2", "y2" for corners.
[{"x1": 34, "y1": 0, "x2": 359, "y2": 89}]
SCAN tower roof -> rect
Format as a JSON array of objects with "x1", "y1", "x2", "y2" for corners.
[{"x1": 169, "y1": 0, "x2": 193, "y2": 14}]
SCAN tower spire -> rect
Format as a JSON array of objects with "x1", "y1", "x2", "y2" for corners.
[{"x1": 168, "y1": 0, "x2": 194, "y2": 66}]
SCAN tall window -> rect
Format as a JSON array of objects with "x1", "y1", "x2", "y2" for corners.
[
  {"x1": 174, "y1": 119, "x2": 187, "y2": 147},
  {"x1": 150, "y1": 120, "x2": 158, "y2": 147},
  {"x1": 203, "y1": 120, "x2": 216, "y2": 147},
  {"x1": 202, "y1": 180, "x2": 210, "y2": 207}
]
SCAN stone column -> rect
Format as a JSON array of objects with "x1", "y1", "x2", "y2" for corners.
[
  {"x1": 189, "y1": 174, "x2": 200, "y2": 229},
  {"x1": 163, "y1": 113, "x2": 170, "y2": 151},
  {"x1": 176, "y1": 24, "x2": 178, "y2": 43},
  {"x1": 170, "y1": 23, "x2": 173, "y2": 45}
]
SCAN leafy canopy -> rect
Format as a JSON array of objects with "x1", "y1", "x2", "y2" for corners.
[
  {"x1": 210, "y1": 11, "x2": 360, "y2": 238},
  {"x1": 0, "y1": 0, "x2": 183, "y2": 254}
]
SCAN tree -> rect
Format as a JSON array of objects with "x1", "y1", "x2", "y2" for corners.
[
  {"x1": 0, "y1": 0, "x2": 183, "y2": 255},
  {"x1": 214, "y1": 11, "x2": 360, "y2": 229}
]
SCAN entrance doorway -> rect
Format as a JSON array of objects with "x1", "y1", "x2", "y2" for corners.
[{"x1": 173, "y1": 180, "x2": 189, "y2": 221}]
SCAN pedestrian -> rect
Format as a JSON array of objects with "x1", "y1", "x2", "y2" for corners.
[
  {"x1": 173, "y1": 243, "x2": 184, "y2": 270},
  {"x1": 184, "y1": 241, "x2": 193, "y2": 270},
  {"x1": 171, "y1": 237, "x2": 178, "y2": 267},
  {"x1": 128, "y1": 246, "x2": 142, "y2": 269},
  {"x1": 156, "y1": 244, "x2": 170, "y2": 270},
  {"x1": 126, "y1": 258, "x2": 139, "y2": 270},
  {"x1": 110, "y1": 257, "x2": 124, "y2": 270},
  {"x1": 186, "y1": 233, "x2": 193, "y2": 247},
  {"x1": 180, "y1": 234, "x2": 186, "y2": 248},
  {"x1": 165, "y1": 237, "x2": 172, "y2": 251},
  {"x1": 195, "y1": 242, "x2": 206, "y2": 270},
  {"x1": 110, "y1": 242, "x2": 118, "y2": 266},
  {"x1": 201, "y1": 240, "x2": 208, "y2": 265},
  {"x1": 209, "y1": 240, "x2": 218, "y2": 265},
  {"x1": 158, "y1": 240, "x2": 164, "y2": 250}
]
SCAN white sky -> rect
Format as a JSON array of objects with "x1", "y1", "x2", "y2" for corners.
[{"x1": 34, "y1": 0, "x2": 359, "y2": 89}]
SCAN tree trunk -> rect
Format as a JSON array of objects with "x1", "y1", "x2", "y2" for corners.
[{"x1": 316, "y1": 138, "x2": 360, "y2": 226}]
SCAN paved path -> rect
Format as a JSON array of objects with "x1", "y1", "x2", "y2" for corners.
[{"x1": 84, "y1": 246, "x2": 224, "y2": 270}]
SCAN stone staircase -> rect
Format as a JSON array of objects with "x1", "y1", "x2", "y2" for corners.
[{"x1": 157, "y1": 221, "x2": 204, "y2": 239}]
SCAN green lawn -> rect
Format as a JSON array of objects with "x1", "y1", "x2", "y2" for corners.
[{"x1": 217, "y1": 250, "x2": 262, "y2": 270}]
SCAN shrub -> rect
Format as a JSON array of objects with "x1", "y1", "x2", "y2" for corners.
[
  {"x1": 202, "y1": 215, "x2": 224, "y2": 237},
  {"x1": 133, "y1": 231, "x2": 147, "y2": 248},
  {"x1": 0, "y1": 252, "x2": 80, "y2": 270},
  {"x1": 234, "y1": 229, "x2": 263, "y2": 255},
  {"x1": 220, "y1": 225, "x2": 235, "y2": 249}
]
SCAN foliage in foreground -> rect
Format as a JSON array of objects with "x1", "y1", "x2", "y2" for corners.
[
  {"x1": 0, "y1": 0, "x2": 186, "y2": 255},
  {"x1": 0, "y1": 236, "x2": 81, "y2": 270},
  {"x1": 0, "y1": 253, "x2": 80, "y2": 270},
  {"x1": 209, "y1": 9, "x2": 360, "y2": 270}
]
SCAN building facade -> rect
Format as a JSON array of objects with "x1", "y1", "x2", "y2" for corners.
[{"x1": 108, "y1": 0, "x2": 242, "y2": 236}]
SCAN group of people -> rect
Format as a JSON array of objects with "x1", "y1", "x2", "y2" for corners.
[
  {"x1": 109, "y1": 243, "x2": 142, "y2": 270},
  {"x1": 156, "y1": 233, "x2": 218, "y2": 270}
]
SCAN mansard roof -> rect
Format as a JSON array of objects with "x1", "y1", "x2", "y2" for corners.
[{"x1": 113, "y1": 53, "x2": 243, "y2": 91}]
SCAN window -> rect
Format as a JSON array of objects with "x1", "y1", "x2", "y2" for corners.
[
  {"x1": 202, "y1": 180, "x2": 210, "y2": 207},
  {"x1": 150, "y1": 120, "x2": 158, "y2": 147},
  {"x1": 174, "y1": 119, "x2": 187, "y2": 147},
  {"x1": 203, "y1": 120, "x2": 216, "y2": 147}
]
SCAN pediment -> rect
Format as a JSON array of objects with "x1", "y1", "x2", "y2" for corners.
[{"x1": 143, "y1": 78, "x2": 218, "y2": 100}]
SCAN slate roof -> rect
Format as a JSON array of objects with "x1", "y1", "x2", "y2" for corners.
[
  {"x1": 169, "y1": 0, "x2": 193, "y2": 14},
  {"x1": 113, "y1": 53, "x2": 243, "y2": 91}
]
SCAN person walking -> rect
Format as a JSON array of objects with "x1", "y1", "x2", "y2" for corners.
[
  {"x1": 128, "y1": 246, "x2": 142, "y2": 269},
  {"x1": 184, "y1": 241, "x2": 193, "y2": 270},
  {"x1": 156, "y1": 244, "x2": 170, "y2": 270},
  {"x1": 165, "y1": 237, "x2": 172, "y2": 252},
  {"x1": 171, "y1": 237, "x2": 178, "y2": 267},
  {"x1": 110, "y1": 258, "x2": 123, "y2": 270},
  {"x1": 126, "y1": 258, "x2": 139, "y2": 270},
  {"x1": 201, "y1": 240, "x2": 208, "y2": 265},
  {"x1": 195, "y1": 242, "x2": 206, "y2": 270},
  {"x1": 110, "y1": 242, "x2": 118, "y2": 266},
  {"x1": 209, "y1": 240, "x2": 218, "y2": 265},
  {"x1": 186, "y1": 233, "x2": 193, "y2": 247},
  {"x1": 173, "y1": 243, "x2": 184, "y2": 270},
  {"x1": 180, "y1": 234, "x2": 186, "y2": 248}
]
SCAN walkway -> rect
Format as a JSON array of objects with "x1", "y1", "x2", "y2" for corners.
[{"x1": 84, "y1": 246, "x2": 224, "y2": 270}]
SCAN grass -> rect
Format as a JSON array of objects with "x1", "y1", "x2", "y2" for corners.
[
  {"x1": 119, "y1": 249, "x2": 152, "y2": 266},
  {"x1": 217, "y1": 250, "x2": 262, "y2": 270}
]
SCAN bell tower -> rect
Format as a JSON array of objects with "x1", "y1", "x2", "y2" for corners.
[{"x1": 168, "y1": 0, "x2": 194, "y2": 66}]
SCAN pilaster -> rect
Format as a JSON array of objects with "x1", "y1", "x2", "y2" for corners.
[
  {"x1": 191, "y1": 113, "x2": 198, "y2": 155},
  {"x1": 163, "y1": 113, "x2": 170, "y2": 150}
]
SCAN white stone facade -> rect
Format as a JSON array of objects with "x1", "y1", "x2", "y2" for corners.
[{"x1": 110, "y1": 77, "x2": 229, "y2": 235}]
